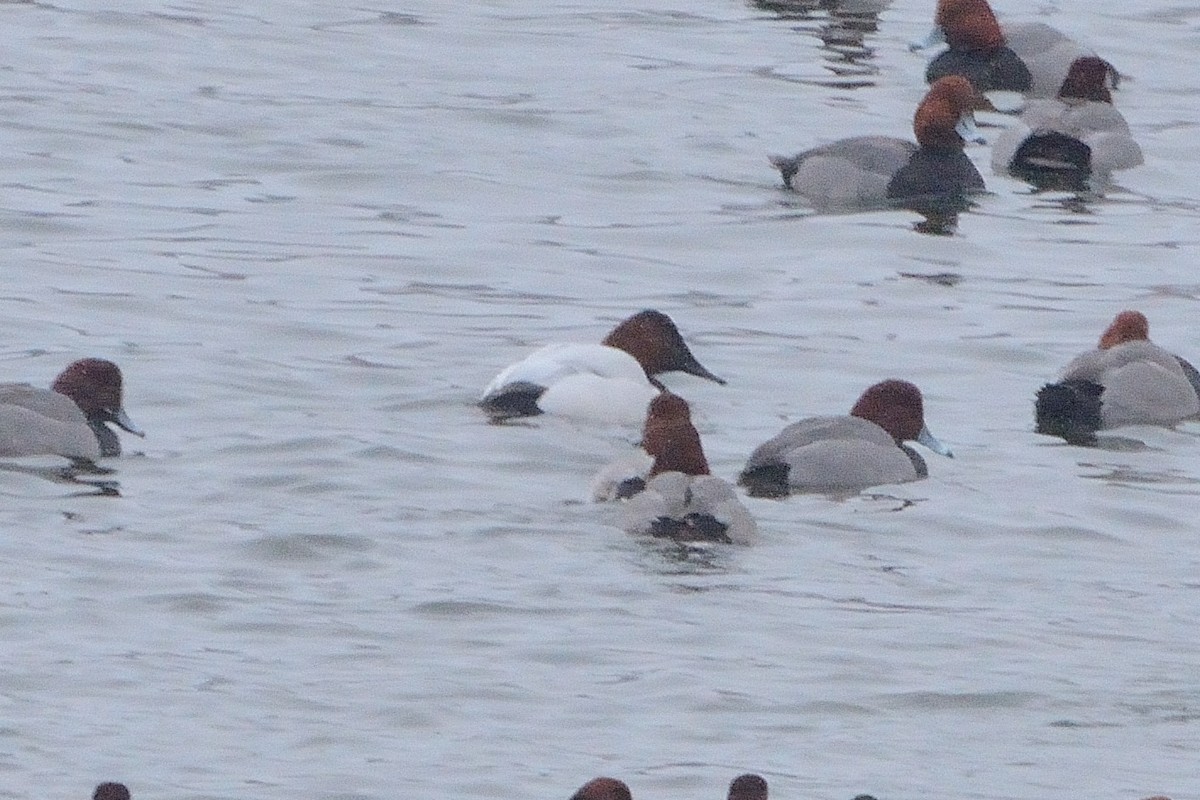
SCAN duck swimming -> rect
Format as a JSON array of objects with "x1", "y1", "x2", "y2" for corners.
[
  {"x1": 913, "y1": 0, "x2": 1108, "y2": 97},
  {"x1": 600, "y1": 393, "x2": 757, "y2": 545},
  {"x1": 770, "y1": 76, "x2": 985, "y2": 211},
  {"x1": 728, "y1": 774, "x2": 769, "y2": 800},
  {"x1": 740, "y1": 379, "x2": 952, "y2": 496},
  {"x1": 1036, "y1": 311, "x2": 1200, "y2": 444},
  {"x1": 992, "y1": 56, "x2": 1142, "y2": 190},
  {"x1": 481, "y1": 310, "x2": 725, "y2": 425},
  {"x1": 0, "y1": 358, "x2": 143, "y2": 463},
  {"x1": 570, "y1": 778, "x2": 633, "y2": 800}
]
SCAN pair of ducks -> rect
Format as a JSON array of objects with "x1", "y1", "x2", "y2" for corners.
[
  {"x1": 771, "y1": 0, "x2": 1142, "y2": 208},
  {"x1": 572, "y1": 774, "x2": 796, "y2": 800},
  {"x1": 481, "y1": 308, "x2": 1200, "y2": 544}
]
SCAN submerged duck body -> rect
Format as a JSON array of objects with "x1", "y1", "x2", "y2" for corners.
[
  {"x1": 727, "y1": 774, "x2": 769, "y2": 800},
  {"x1": 1036, "y1": 311, "x2": 1200, "y2": 443},
  {"x1": 93, "y1": 785, "x2": 131, "y2": 800},
  {"x1": 770, "y1": 76, "x2": 984, "y2": 210},
  {"x1": 0, "y1": 358, "x2": 143, "y2": 462},
  {"x1": 570, "y1": 779, "x2": 633, "y2": 800},
  {"x1": 598, "y1": 393, "x2": 756, "y2": 545},
  {"x1": 740, "y1": 379, "x2": 951, "y2": 496},
  {"x1": 480, "y1": 310, "x2": 724, "y2": 425},
  {"x1": 992, "y1": 56, "x2": 1141, "y2": 190}
]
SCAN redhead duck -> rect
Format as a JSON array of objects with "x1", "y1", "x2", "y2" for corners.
[
  {"x1": 914, "y1": 0, "x2": 1108, "y2": 97},
  {"x1": 769, "y1": 76, "x2": 985, "y2": 210},
  {"x1": 0, "y1": 359, "x2": 143, "y2": 462},
  {"x1": 93, "y1": 784, "x2": 131, "y2": 800},
  {"x1": 1036, "y1": 311, "x2": 1200, "y2": 443},
  {"x1": 992, "y1": 56, "x2": 1142, "y2": 190},
  {"x1": 601, "y1": 393, "x2": 757, "y2": 545},
  {"x1": 481, "y1": 310, "x2": 724, "y2": 425},
  {"x1": 739, "y1": 379, "x2": 952, "y2": 496},
  {"x1": 728, "y1": 774, "x2": 769, "y2": 800},
  {"x1": 570, "y1": 778, "x2": 633, "y2": 800}
]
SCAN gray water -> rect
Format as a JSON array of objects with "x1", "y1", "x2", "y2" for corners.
[{"x1": 1, "y1": 0, "x2": 1197, "y2": 798}]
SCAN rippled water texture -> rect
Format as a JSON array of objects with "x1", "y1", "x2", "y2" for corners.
[{"x1": 1, "y1": 0, "x2": 1198, "y2": 798}]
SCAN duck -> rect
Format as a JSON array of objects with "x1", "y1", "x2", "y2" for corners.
[
  {"x1": 739, "y1": 379, "x2": 952, "y2": 496},
  {"x1": 480, "y1": 310, "x2": 725, "y2": 425},
  {"x1": 570, "y1": 778, "x2": 633, "y2": 800},
  {"x1": 992, "y1": 56, "x2": 1142, "y2": 190},
  {"x1": 728, "y1": 774, "x2": 769, "y2": 800},
  {"x1": 93, "y1": 784, "x2": 131, "y2": 800},
  {"x1": 600, "y1": 393, "x2": 757, "y2": 545},
  {"x1": 913, "y1": 0, "x2": 1109, "y2": 98},
  {"x1": 0, "y1": 358, "x2": 143, "y2": 462},
  {"x1": 1035, "y1": 311, "x2": 1200, "y2": 444},
  {"x1": 769, "y1": 76, "x2": 985, "y2": 211}
]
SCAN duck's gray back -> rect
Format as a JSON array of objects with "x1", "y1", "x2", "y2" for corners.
[{"x1": 0, "y1": 383, "x2": 100, "y2": 460}]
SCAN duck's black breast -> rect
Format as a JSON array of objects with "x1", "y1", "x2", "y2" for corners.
[
  {"x1": 926, "y1": 46, "x2": 1032, "y2": 92},
  {"x1": 886, "y1": 148, "x2": 985, "y2": 208}
]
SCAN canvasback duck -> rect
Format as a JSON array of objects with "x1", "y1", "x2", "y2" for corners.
[
  {"x1": 728, "y1": 774, "x2": 769, "y2": 800},
  {"x1": 604, "y1": 393, "x2": 757, "y2": 545},
  {"x1": 480, "y1": 310, "x2": 725, "y2": 425},
  {"x1": 93, "y1": 784, "x2": 131, "y2": 800},
  {"x1": 914, "y1": 0, "x2": 1108, "y2": 97},
  {"x1": 0, "y1": 358, "x2": 143, "y2": 462},
  {"x1": 739, "y1": 379, "x2": 952, "y2": 496},
  {"x1": 570, "y1": 778, "x2": 633, "y2": 800},
  {"x1": 992, "y1": 56, "x2": 1142, "y2": 190},
  {"x1": 769, "y1": 76, "x2": 985, "y2": 210},
  {"x1": 1035, "y1": 311, "x2": 1200, "y2": 443}
]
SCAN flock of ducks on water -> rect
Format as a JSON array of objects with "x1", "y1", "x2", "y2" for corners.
[
  {"x1": 478, "y1": 306, "x2": 1199, "y2": 546},
  {"x1": 4, "y1": 310, "x2": 1194, "y2": 546},
  {"x1": 10, "y1": 0, "x2": 1183, "y2": 794},
  {"x1": 770, "y1": 0, "x2": 1144, "y2": 212}
]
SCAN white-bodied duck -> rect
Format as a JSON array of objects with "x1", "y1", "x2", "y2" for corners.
[{"x1": 481, "y1": 310, "x2": 724, "y2": 425}]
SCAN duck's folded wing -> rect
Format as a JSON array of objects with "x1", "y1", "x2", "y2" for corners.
[
  {"x1": 0, "y1": 383, "x2": 88, "y2": 425},
  {"x1": 482, "y1": 343, "x2": 645, "y2": 398},
  {"x1": 0, "y1": 403, "x2": 100, "y2": 460},
  {"x1": 744, "y1": 415, "x2": 894, "y2": 468}
]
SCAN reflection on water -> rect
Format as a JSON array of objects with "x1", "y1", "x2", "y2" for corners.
[
  {"x1": 750, "y1": 0, "x2": 890, "y2": 88},
  {"x1": 1079, "y1": 462, "x2": 1200, "y2": 486},
  {"x1": 0, "y1": 460, "x2": 122, "y2": 497}
]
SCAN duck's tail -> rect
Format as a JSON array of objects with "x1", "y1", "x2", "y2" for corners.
[{"x1": 1034, "y1": 379, "x2": 1103, "y2": 444}]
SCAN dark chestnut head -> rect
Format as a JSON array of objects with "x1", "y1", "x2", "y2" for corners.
[
  {"x1": 93, "y1": 784, "x2": 131, "y2": 800},
  {"x1": 850, "y1": 379, "x2": 952, "y2": 458},
  {"x1": 914, "y1": 76, "x2": 981, "y2": 149},
  {"x1": 1098, "y1": 310, "x2": 1150, "y2": 349},
  {"x1": 570, "y1": 777, "x2": 633, "y2": 800},
  {"x1": 51, "y1": 358, "x2": 144, "y2": 456},
  {"x1": 642, "y1": 392, "x2": 711, "y2": 478},
  {"x1": 1058, "y1": 56, "x2": 1115, "y2": 103},
  {"x1": 728, "y1": 773, "x2": 769, "y2": 800},
  {"x1": 603, "y1": 310, "x2": 725, "y2": 384},
  {"x1": 935, "y1": 0, "x2": 1004, "y2": 51},
  {"x1": 851, "y1": 380, "x2": 927, "y2": 442},
  {"x1": 52, "y1": 359, "x2": 125, "y2": 418}
]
